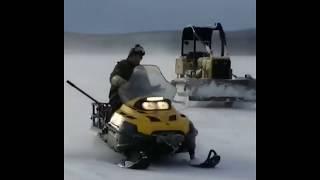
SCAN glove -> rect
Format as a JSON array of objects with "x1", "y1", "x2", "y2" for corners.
[{"x1": 111, "y1": 75, "x2": 127, "y2": 87}]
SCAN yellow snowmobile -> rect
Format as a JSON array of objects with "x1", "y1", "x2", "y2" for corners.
[{"x1": 66, "y1": 65, "x2": 220, "y2": 169}]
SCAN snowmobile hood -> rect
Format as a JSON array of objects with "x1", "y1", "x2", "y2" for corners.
[{"x1": 114, "y1": 101, "x2": 190, "y2": 136}]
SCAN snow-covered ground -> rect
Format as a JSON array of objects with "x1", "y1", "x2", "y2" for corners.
[{"x1": 64, "y1": 51, "x2": 256, "y2": 180}]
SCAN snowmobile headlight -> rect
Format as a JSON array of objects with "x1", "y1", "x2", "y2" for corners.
[
  {"x1": 142, "y1": 102, "x2": 157, "y2": 110},
  {"x1": 157, "y1": 101, "x2": 169, "y2": 109},
  {"x1": 141, "y1": 101, "x2": 169, "y2": 110}
]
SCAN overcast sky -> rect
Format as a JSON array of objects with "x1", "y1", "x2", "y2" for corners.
[{"x1": 64, "y1": 0, "x2": 256, "y2": 34}]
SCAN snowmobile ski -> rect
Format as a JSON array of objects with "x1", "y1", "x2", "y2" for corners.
[
  {"x1": 118, "y1": 151, "x2": 151, "y2": 169},
  {"x1": 190, "y1": 149, "x2": 221, "y2": 168}
]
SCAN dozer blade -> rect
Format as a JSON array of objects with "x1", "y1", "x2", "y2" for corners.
[{"x1": 173, "y1": 78, "x2": 256, "y2": 102}]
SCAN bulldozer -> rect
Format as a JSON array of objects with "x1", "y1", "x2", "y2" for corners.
[{"x1": 171, "y1": 23, "x2": 256, "y2": 107}]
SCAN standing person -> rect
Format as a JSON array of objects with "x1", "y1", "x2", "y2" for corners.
[{"x1": 108, "y1": 44, "x2": 145, "y2": 114}]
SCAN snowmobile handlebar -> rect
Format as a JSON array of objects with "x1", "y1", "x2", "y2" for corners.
[{"x1": 66, "y1": 80, "x2": 100, "y2": 104}]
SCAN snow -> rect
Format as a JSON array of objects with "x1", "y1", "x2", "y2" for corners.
[{"x1": 64, "y1": 49, "x2": 256, "y2": 179}]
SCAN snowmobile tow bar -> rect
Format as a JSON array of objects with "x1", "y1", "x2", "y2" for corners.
[{"x1": 66, "y1": 80, "x2": 101, "y2": 104}]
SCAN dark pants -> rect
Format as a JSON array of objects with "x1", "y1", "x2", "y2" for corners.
[
  {"x1": 109, "y1": 95, "x2": 123, "y2": 115},
  {"x1": 101, "y1": 95, "x2": 123, "y2": 137}
]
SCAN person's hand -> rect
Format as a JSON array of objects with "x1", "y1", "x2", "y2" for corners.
[{"x1": 111, "y1": 75, "x2": 127, "y2": 87}]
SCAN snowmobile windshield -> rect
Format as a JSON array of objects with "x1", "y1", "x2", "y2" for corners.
[{"x1": 118, "y1": 65, "x2": 177, "y2": 102}]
